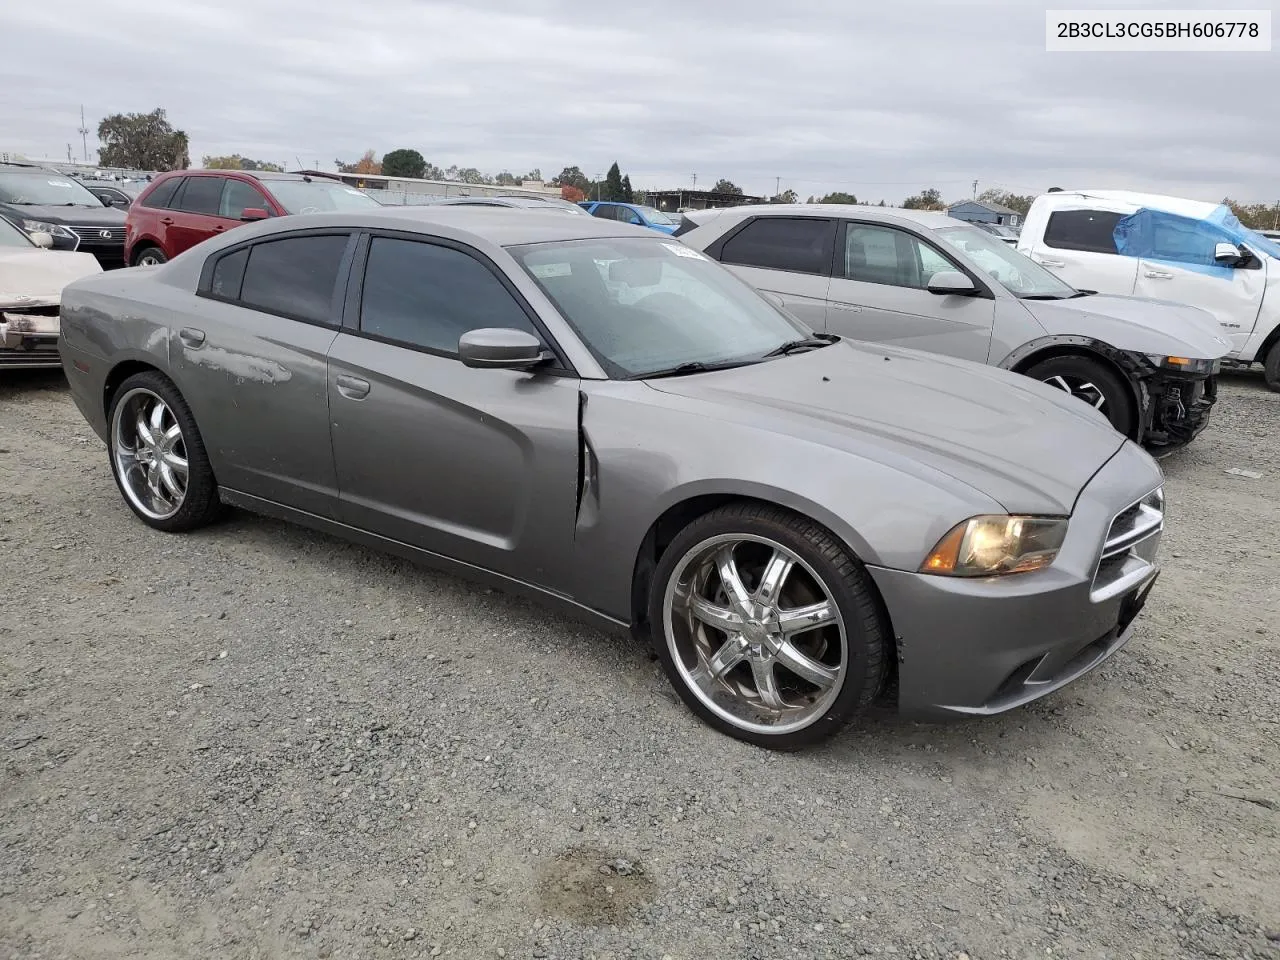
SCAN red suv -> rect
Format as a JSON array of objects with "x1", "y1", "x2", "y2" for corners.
[{"x1": 125, "y1": 171, "x2": 380, "y2": 266}]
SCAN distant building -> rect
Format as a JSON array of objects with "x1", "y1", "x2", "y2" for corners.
[
  {"x1": 947, "y1": 199, "x2": 1022, "y2": 228},
  {"x1": 292, "y1": 171, "x2": 561, "y2": 204},
  {"x1": 646, "y1": 189, "x2": 766, "y2": 213}
]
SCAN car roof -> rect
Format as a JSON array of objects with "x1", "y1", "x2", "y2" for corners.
[
  {"x1": 690, "y1": 203, "x2": 967, "y2": 231},
  {"x1": 1034, "y1": 189, "x2": 1220, "y2": 220}
]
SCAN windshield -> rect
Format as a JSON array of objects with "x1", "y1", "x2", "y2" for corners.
[
  {"x1": 638, "y1": 206, "x2": 675, "y2": 224},
  {"x1": 934, "y1": 225, "x2": 1077, "y2": 298},
  {"x1": 264, "y1": 180, "x2": 381, "y2": 214},
  {"x1": 511, "y1": 237, "x2": 809, "y2": 378},
  {"x1": 0, "y1": 173, "x2": 103, "y2": 207},
  {"x1": 0, "y1": 217, "x2": 34, "y2": 247}
]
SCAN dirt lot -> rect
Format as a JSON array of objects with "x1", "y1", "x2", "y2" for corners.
[{"x1": 1, "y1": 370, "x2": 1277, "y2": 960}]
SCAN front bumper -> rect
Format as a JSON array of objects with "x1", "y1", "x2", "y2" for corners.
[
  {"x1": 0, "y1": 309, "x2": 61, "y2": 369},
  {"x1": 1140, "y1": 369, "x2": 1217, "y2": 452},
  {"x1": 869, "y1": 440, "x2": 1164, "y2": 717}
]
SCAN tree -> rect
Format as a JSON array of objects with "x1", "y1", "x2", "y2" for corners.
[
  {"x1": 603, "y1": 162, "x2": 625, "y2": 202},
  {"x1": 622, "y1": 175, "x2": 634, "y2": 203},
  {"x1": 977, "y1": 188, "x2": 1034, "y2": 217},
  {"x1": 97, "y1": 108, "x2": 189, "y2": 171},
  {"x1": 770, "y1": 189, "x2": 799, "y2": 204},
  {"x1": 494, "y1": 170, "x2": 520, "y2": 186},
  {"x1": 456, "y1": 167, "x2": 490, "y2": 185},
  {"x1": 902, "y1": 188, "x2": 944, "y2": 210},
  {"x1": 381, "y1": 148, "x2": 427, "y2": 179},
  {"x1": 552, "y1": 166, "x2": 591, "y2": 194},
  {"x1": 712, "y1": 179, "x2": 743, "y2": 195},
  {"x1": 522, "y1": 169, "x2": 542, "y2": 182},
  {"x1": 817, "y1": 191, "x2": 858, "y2": 204},
  {"x1": 202, "y1": 154, "x2": 281, "y2": 172},
  {"x1": 560, "y1": 184, "x2": 586, "y2": 203},
  {"x1": 337, "y1": 150, "x2": 381, "y2": 175},
  {"x1": 1222, "y1": 197, "x2": 1280, "y2": 230}
]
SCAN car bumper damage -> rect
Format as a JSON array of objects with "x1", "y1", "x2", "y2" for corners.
[
  {"x1": 1141, "y1": 367, "x2": 1217, "y2": 453},
  {"x1": 0, "y1": 304, "x2": 60, "y2": 368},
  {"x1": 869, "y1": 441, "x2": 1164, "y2": 717}
]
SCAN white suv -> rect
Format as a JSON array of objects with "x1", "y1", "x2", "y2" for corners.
[{"x1": 1018, "y1": 190, "x2": 1280, "y2": 391}]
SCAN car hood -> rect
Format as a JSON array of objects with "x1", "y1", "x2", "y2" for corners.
[
  {"x1": 1019, "y1": 293, "x2": 1231, "y2": 359},
  {"x1": 646, "y1": 341, "x2": 1129, "y2": 515},
  {"x1": 0, "y1": 249, "x2": 102, "y2": 307},
  {"x1": 1, "y1": 203, "x2": 126, "y2": 225}
]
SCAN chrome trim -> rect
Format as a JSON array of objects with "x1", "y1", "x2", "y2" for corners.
[{"x1": 1090, "y1": 486, "x2": 1163, "y2": 603}]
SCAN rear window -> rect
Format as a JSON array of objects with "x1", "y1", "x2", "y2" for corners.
[
  {"x1": 141, "y1": 177, "x2": 182, "y2": 209},
  {"x1": 237, "y1": 234, "x2": 350, "y2": 324},
  {"x1": 719, "y1": 217, "x2": 835, "y2": 275},
  {"x1": 1043, "y1": 210, "x2": 1123, "y2": 254}
]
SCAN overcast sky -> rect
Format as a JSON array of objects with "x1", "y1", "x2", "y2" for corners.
[{"x1": 4, "y1": 0, "x2": 1277, "y2": 204}]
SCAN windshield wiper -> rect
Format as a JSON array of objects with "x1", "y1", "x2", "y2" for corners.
[
  {"x1": 632, "y1": 359, "x2": 757, "y2": 380},
  {"x1": 761, "y1": 335, "x2": 835, "y2": 358},
  {"x1": 1019, "y1": 293, "x2": 1074, "y2": 300}
]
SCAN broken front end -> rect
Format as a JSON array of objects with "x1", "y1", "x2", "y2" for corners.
[
  {"x1": 1138, "y1": 356, "x2": 1219, "y2": 454},
  {"x1": 0, "y1": 298, "x2": 61, "y2": 369}
]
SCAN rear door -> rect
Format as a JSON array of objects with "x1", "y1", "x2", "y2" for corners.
[
  {"x1": 1025, "y1": 208, "x2": 1139, "y2": 294},
  {"x1": 709, "y1": 215, "x2": 836, "y2": 329},
  {"x1": 168, "y1": 175, "x2": 229, "y2": 256},
  {"x1": 326, "y1": 232, "x2": 581, "y2": 585},
  {"x1": 824, "y1": 221, "x2": 995, "y2": 362}
]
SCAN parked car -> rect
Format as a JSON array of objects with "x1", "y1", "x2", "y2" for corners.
[
  {"x1": 81, "y1": 179, "x2": 144, "y2": 210},
  {"x1": 966, "y1": 220, "x2": 1020, "y2": 245},
  {"x1": 433, "y1": 195, "x2": 592, "y2": 215},
  {"x1": 125, "y1": 170, "x2": 381, "y2": 266},
  {"x1": 0, "y1": 162, "x2": 128, "y2": 268},
  {"x1": 1018, "y1": 190, "x2": 1280, "y2": 391},
  {"x1": 0, "y1": 216, "x2": 102, "y2": 368},
  {"x1": 60, "y1": 207, "x2": 1165, "y2": 749},
  {"x1": 678, "y1": 204, "x2": 1230, "y2": 452},
  {"x1": 579, "y1": 201, "x2": 680, "y2": 234}
]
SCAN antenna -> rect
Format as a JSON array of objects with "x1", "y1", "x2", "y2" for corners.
[{"x1": 77, "y1": 105, "x2": 90, "y2": 161}]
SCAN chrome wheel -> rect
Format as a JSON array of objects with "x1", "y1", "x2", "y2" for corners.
[
  {"x1": 136, "y1": 250, "x2": 164, "y2": 266},
  {"x1": 111, "y1": 387, "x2": 189, "y2": 521},
  {"x1": 1043, "y1": 374, "x2": 1107, "y2": 413},
  {"x1": 663, "y1": 534, "x2": 847, "y2": 735}
]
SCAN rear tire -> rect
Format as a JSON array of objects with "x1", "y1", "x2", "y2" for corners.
[
  {"x1": 1263, "y1": 341, "x2": 1280, "y2": 393},
  {"x1": 648, "y1": 502, "x2": 888, "y2": 750},
  {"x1": 1025, "y1": 354, "x2": 1136, "y2": 439},
  {"x1": 132, "y1": 246, "x2": 167, "y2": 267}
]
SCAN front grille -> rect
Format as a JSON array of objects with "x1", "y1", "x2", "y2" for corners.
[
  {"x1": 67, "y1": 225, "x2": 126, "y2": 243},
  {"x1": 1091, "y1": 487, "x2": 1163, "y2": 602}
]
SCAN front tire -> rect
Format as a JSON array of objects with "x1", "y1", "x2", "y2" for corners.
[
  {"x1": 133, "y1": 246, "x2": 167, "y2": 267},
  {"x1": 1025, "y1": 354, "x2": 1136, "y2": 438},
  {"x1": 1263, "y1": 341, "x2": 1280, "y2": 393},
  {"x1": 648, "y1": 503, "x2": 888, "y2": 750},
  {"x1": 107, "y1": 371, "x2": 221, "y2": 532}
]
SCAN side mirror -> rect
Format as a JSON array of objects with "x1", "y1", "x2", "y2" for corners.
[
  {"x1": 927, "y1": 270, "x2": 979, "y2": 296},
  {"x1": 1214, "y1": 241, "x2": 1244, "y2": 265},
  {"x1": 240, "y1": 207, "x2": 269, "y2": 222},
  {"x1": 30, "y1": 231, "x2": 54, "y2": 249},
  {"x1": 458, "y1": 328, "x2": 548, "y2": 370}
]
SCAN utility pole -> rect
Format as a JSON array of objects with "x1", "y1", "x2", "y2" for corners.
[
  {"x1": 775, "y1": 176, "x2": 781, "y2": 198},
  {"x1": 66, "y1": 143, "x2": 72, "y2": 162},
  {"x1": 692, "y1": 173, "x2": 697, "y2": 191},
  {"x1": 972, "y1": 179, "x2": 978, "y2": 199},
  {"x1": 1273, "y1": 201, "x2": 1279, "y2": 230},
  {"x1": 77, "y1": 106, "x2": 90, "y2": 161}
]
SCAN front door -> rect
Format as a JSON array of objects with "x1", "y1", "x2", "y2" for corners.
[
  {"x1": 824, "y1": 221, "x2": 995, "y2": 363},
  {"x1": 326, "y1": 233, "x2": 581, "y2": 586}
]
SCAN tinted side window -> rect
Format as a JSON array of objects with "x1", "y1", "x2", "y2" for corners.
[
  {"x1": 239, "y1": 235, "x2": 349, "y2": 324},
  {"x1": 176, "y1": 176, "x2": 225, "y2": 216},
  {"x1": 210, "y1": 248, "x2": 249, "y2": 300},
  {"x1": 142, "y1": 177, "x2": 182, "y2": 209},
  {"x1": 1043, "y1": 210, "x2": 1122, "y2": 254},
  {"x1": 220, "y1": 179, "x2": 267, "y2": 218},
  {"x1": 589, "y1": 204, "x2": 618, "y2": 221},
  {"x1": 360, "y1": 237, "x2": 540, "y2": 354},
  {"x1": 842, "y1": 224, "x2": 953, "y2": 289},
  {"x1": 720, "y1": 217, "x2": 834, "y2": 275},
  {"x1": 617, "y1": 207, "x2": 643, "y2": 225}
]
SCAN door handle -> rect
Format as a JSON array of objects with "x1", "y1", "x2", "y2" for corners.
[
  {"x1": 1034, "y1": 257, "x2": 1065, "y2": 267},
  {"x1": 160, "y1": 217, "x2": 173, "y2": 225},
  {"x1": 179, "y1": 327, "x2": 205, "y2": 347},
  {"x1": 1144, "y1": 269, "x2": 1174, "y2": 279},
  {"x1": 335, "y1": 374, "x2": 370, "y2": 400},
  {"x1": 831, "y1": 302, "x2": 862, "y2": 312}
]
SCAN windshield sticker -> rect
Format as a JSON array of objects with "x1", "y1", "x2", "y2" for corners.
[
  {"x1": 663, "y1": 243, "x2": 706, "y2": 260},
  {"x1": 529, "y1": 262, "x2": 572, "y2": 279}
]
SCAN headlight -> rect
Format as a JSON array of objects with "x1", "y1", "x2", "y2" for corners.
[
  {"x1": 1144, "y1": 354, "x2": 1218, "y2": 375},
  {"x1": 18, "y1": 219, "x2": 75, "y2": 240},
  {"x1": 921, "y1": 515, "x2": 1068, "y2": 577}
]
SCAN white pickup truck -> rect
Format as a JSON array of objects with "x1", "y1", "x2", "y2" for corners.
[{"x1": 1018, "y1": 190, "x2": 1280, "y2": 391}]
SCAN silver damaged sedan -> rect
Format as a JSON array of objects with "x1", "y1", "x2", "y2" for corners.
[{"x1": 58, "y1": 208, "x2": 1165, "y2": 749}]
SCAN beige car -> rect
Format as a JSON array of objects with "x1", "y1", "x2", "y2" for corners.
[{"x1": 0, "y1": 218, "x2": 102, "y2": 369}]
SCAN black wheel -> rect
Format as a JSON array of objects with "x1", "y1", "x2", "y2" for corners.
[
  {"x1": 1263, "y1": 341, "x2": 1280, "y2": 393},
  {"x1": 1025, "y1": 354, "x2": 1136, "y2": 438},
  {"x1": 133, "y1": 246, "x2": 167, "y2": 267},
  {"x1": 648, "y1": 502, "x2": 888, "y2": 750},
  {"x1": 107, "y1": 371, "x2": 221, "y2": 532}
]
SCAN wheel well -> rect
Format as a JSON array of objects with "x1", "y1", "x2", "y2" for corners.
[
  {"x1": 103, "y1": 360, "x2": 161, "y2": 417},
  {"x1": 628, "y1": 494, "x2": 900, "y2": 699},
  {"x1": 1011, "y1": 345, "x2": 1140, "y2": 435},
  {"x1": 1254, "y1": 324, "x2": 1280, "y2": 367},
  {"x1": 130, "y1": 242, "x2": 162, "y2": 265}
]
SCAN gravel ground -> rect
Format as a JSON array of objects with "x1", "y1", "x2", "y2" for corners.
[{"x1": 2, "y1": 369, "x2": 1278, "y2": 960}]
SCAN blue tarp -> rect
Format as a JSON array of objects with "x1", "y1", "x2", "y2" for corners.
[{"x1": 1113, "y1": 203, "x2": 1280, "y2": 277}]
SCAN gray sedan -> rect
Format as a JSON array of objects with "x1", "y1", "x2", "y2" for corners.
[{"x1": 58, "y1": 208, "x2": 1164, "y2": 749}]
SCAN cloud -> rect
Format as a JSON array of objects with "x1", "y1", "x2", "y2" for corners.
[{"x1": 3, "y1": 0, "x2": 1276, "y2": 203}]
